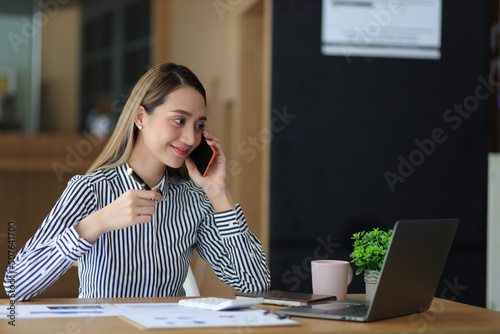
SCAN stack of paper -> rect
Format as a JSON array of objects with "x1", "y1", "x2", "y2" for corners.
[{"x1": 15, "y1": 302, "x2": 299, "y2": 329}]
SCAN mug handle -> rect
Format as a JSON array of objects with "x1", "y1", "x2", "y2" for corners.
[{"x1": 347, "y1": 264, "x2": 353, "y2": 285}]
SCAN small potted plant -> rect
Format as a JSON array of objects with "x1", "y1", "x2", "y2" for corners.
[{"x1": 349, "y1": 228, "x2": 393, "y2": 301}]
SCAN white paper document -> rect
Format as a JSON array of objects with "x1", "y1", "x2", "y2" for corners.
[
  {"x1": 117, "y1": 303, "x2": 298, "y2": 329},
  {"x1": 14, "y1": 302, "x2": 299, "y2": 329},
  {"x1": 113, "y1": 302, "x2": 180, "y2": 313},
  {"x1": 16, "y1": 303, "x2": 123, "y2": 318}
]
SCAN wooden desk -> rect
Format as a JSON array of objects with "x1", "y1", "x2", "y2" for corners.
[{"x1": 1, "y1": 295, "x2": 500, "y2": 333}]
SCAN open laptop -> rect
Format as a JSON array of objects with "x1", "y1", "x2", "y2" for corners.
[{"x1": 275, "y1": 219, "x2": 459, "y2": 322}]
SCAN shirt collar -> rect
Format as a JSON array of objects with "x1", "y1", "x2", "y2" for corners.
[{"x1": 123, "y1": 162, "x2": 168, "y2": 196}]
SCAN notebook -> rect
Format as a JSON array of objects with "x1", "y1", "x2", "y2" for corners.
[
  {"x1": 235, "y1": 290, "x2": 336, "y2": 307},
  {"x1": 275, "y1": 218, "x2": 459, "y2": 322}
]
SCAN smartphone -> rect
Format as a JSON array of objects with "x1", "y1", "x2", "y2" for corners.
[{"x1": 190, "y1": 133, "x2": 217, "y2": 177}]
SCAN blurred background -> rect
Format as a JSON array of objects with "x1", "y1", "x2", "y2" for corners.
[{"x1": 0, "y1": 0, "x2": 499, "y2": 311}]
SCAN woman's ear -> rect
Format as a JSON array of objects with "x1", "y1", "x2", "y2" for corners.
[{"x1": 135, "y1": 105, "x2": 146, "y2": 128}]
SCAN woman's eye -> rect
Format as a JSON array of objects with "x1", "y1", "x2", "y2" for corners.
[
  {"x1": 195, "y1": 123, "x2": 206, "y2": 130},
  {"x1": 174, "y1": 119, "x2": 185, "y2": 125}
]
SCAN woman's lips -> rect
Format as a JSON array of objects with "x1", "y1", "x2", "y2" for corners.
[{"x1": 171, "y1": 145, "x2": 189, "y2": 156}]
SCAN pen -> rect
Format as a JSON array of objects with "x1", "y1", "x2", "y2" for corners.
[
  {"x1": 263, "y1": 311, "x2": 290, "y2": 319},
  {"x1": 127, "y1": 167, "x2": 152, "y2": 190}
]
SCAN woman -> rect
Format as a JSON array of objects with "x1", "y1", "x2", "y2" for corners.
[{"x1": 4, "y1": 63, "x2": 271, "y2": 301}]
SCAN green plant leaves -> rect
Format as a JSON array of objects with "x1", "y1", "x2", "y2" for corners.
[{"x1": 349, "y1": 228, "x2": 393, "y2": 275}]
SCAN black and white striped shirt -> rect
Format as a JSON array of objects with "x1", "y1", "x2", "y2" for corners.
[{"x1": 4, "y1": 164, "x2": 270, "y2": 301}]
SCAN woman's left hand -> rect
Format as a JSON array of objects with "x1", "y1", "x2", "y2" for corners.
[{"x1": 185, "y1": 130, "x2": 235, "y2": 212}]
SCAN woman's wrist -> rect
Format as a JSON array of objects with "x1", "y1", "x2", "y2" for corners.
[
  {"x1": 206, "y1": 187, "x2": 235, "y2": 213},
  {"x1": 76, "y1": 212, "x2": 104, "y2": 243}
]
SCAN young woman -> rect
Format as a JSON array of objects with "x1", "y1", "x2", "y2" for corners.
[{"x1": 4, "y1": 63, "x2": 270, "y2": 301}]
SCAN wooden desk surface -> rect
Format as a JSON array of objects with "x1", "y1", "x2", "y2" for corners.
[{"x1": 2, "y1": 295, "x2": 500, "y2": 334}]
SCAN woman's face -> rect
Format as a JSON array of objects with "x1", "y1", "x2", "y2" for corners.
[{"x1": 137, "y1": 86, "x2": 207, "y2": 169}]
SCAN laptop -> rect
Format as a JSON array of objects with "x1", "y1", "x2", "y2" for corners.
[{"x1": 275, "y1": 219, "x2": 459, "y2": 322}]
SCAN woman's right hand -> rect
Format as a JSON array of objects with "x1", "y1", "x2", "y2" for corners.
[{"x1": 76, "y1": 189, "x2": 162, "y2": 243}]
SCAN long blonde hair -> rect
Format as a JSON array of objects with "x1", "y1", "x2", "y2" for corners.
[{"x1": 86, "y1": 63, "x2": 207, "y2": 178}]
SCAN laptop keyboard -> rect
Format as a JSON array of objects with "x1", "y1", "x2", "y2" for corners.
[{"x1": 327, "y1": 304, "x2": 369, "y2": 317}]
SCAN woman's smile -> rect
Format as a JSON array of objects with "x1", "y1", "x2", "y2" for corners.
[{"x1": 171, "y1": 144, "x2": 190, "y2": 156}]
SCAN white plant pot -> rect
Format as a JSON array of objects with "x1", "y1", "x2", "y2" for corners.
[{"x1": 364, "y1": 269, "x2": 380, "y2": 302}]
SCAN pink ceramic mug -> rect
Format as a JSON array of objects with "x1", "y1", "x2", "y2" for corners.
[{"x1": 311, "y1": 260, "x2": 353, "y2": 300}]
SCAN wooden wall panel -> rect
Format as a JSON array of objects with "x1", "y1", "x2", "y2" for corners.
[{"x1": 151, "y1": 0, "x2": 272, "y2": 296}]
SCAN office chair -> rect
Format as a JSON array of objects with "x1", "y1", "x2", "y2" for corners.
[{"x1": 183, "y1": 266, "x2": 201, "y2": 296}]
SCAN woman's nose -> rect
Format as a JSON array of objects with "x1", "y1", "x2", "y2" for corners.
[{"x1": 180, "y1": 128, "x2": 196, "y2": 146}]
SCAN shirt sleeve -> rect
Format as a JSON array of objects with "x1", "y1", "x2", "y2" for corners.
[
  {"x1": 195, "y1": 204, "x2": 271, "y2": 293},
  {"x1": 3, "y1": 176, "x2": 96, "y2": 301}
]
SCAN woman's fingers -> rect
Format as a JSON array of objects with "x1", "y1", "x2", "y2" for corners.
[
  {"x1": 137, "y1": 189, "x2": 163, "y2": 202},
  {"x1": 104, "y1": 190, "x2": 162, "y2": 229},
  {"x1": 78, "y1": 189, "x2": 163, "y2": 242}
]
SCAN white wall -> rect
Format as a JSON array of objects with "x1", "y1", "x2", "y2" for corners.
[{"x1": 488, "y1": 153, "x2": 500, "y2": 311}]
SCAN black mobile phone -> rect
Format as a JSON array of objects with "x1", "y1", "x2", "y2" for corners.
[{"x1": 190, "y1": 134, "x2": 216, "y2": 177}]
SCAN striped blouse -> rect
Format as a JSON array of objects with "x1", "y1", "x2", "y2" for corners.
[{"x1": 4, "y1": 164, "x2": 270, "y2": 301}]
